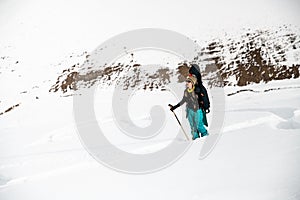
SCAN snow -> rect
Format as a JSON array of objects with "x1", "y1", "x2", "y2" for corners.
[
  {"x1": 1, "y1": 71, "x2": 300, "y2": 200},
  {"x1": 1, "y1": 0, "x2": 300, "y2": 199}
]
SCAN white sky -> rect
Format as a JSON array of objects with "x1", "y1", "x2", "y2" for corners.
[{"x1": 0, "y1": 0, "x2": 299, "y2": 62}]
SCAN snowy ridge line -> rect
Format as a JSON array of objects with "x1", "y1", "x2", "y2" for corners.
[
  {"x1": 222, "y1": 115, "x2": 281, "y2": 133},
  {"x1": 2, "y1": 113, "x2": 285, "y2": 161},
  {"x1": 0, "y1": 103, "x2": 20, "y2": 116},
  {"x1": 3, "y1": 109, "x2": 293, "y2": 160},
  {"x1": 0, "y1": 137, "x2": 185, "y2": 160},
  {"x1": 224, "y1": 107, "x2": 300, "y2": 132},
  {"x1": 2, "y1": 106, "x2": 298, "y2": 161},
  {"x1": 227, "y1": 86, "x2": 300, "y2": 96}
]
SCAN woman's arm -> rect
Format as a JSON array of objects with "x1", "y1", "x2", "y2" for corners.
[{"x1": 170, "y1": 91, "x2": 187, "y2": 111}]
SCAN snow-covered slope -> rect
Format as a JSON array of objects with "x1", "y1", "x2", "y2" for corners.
[{"x1": 1, "y1": 78, "x2": 300, "y2": 200}]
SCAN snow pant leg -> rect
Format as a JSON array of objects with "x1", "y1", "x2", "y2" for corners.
[
  {"x1": 187, "y1": 108, "x2": 200, "y2": 139},
  {"x1": 197, "y1": 109, "x2": 208, "y2": 137}
]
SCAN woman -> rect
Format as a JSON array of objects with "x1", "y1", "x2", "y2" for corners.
[
  {"x1": 189, "y1": 64, "x2": 209, "y2": 137},
  {"x1": 169, "y1": 75, "x2": 208, "y2": 140}
]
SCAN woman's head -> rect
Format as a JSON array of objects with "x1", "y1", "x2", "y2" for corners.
[{"x1": 186, "y1": 75, "x2": 197, "y2": 89}]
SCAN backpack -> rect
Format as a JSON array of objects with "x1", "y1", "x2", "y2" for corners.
[
  {"x1": 196, "y1": 83, "x2": 210, "y2": 113},
  {"x1": 189, "y1": 64, "x2": 210, "y2": 113}
]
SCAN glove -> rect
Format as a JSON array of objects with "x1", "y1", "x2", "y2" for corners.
[{"x1": 169, "y1": 103, "x2": 179, "y2": 111}]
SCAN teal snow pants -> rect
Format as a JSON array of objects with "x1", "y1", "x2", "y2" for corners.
[{"x1": 186, "y1": 108, "x2": 208, "y2": 139}]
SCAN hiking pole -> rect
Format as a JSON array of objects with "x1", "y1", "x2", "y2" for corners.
[{"x1": 168, "y1": 104, "x2": 190, "y2": 141}]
